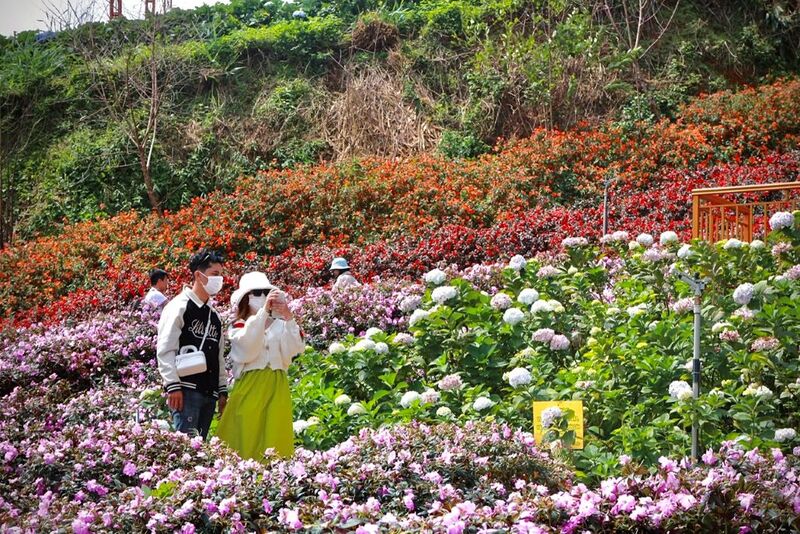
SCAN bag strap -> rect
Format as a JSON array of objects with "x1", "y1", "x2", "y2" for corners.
[{"x1": 197, "y1": 309, "x2": 213, "y2": 352}]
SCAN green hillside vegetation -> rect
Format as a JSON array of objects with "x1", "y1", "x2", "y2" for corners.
[{"x1": 1, "y1": 0, "x2": 798, "y2": 241}]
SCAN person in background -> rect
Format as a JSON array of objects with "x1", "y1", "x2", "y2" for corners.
[
  {"x1": 330, "y1": 257, "x2": 361, "y2": 289},
  {"x1": 217, "y1": 271, "x2": 305, "y2": 460},
  {"x1": 143, "y1": 268, "x2": 169, "y2": 308},
  {"x1": 156, "y1": 250, "x2": 227, "y2": 440}
]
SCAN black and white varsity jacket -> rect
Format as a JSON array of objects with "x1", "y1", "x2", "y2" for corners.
[{"x1": 156, "y1": 288, "x2": 227, "y2": 398}]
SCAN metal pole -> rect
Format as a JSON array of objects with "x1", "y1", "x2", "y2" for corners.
[
  {"x1": 676, "y1": 270, "x2": 707, "y2": 463},
  {"x1": 691, "y1": 289, "x2": 702, "y2": 462}
]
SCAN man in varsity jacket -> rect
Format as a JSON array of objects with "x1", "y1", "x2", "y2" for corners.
[{"x1": 157, "y1": 249, "x2": 228, "y2": 439}]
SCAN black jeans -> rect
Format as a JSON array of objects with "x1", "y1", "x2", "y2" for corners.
[{"x1": 171, "y1": 388, "x2": 216, "y2": 440}]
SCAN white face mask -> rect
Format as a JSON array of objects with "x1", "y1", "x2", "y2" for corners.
[
  {"x1": 200, "y1": 273, "x2": 224, "y2": 296},
  {"x1": 249, "y1": 295, "x2": 266, "y2": 311}
]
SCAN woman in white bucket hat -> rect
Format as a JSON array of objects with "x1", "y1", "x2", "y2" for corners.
[
  {"x1": 216, "y1": 271, "x2": 305, "y2": 460},
  {"x1": 330, "y1": 257, "x2": 361, "y2": 289}
]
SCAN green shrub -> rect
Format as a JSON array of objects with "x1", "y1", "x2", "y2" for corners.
[{"x1": 437, "y1": 129, "x2": 489, "y2": 158}]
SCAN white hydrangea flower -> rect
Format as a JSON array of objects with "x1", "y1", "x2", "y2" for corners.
[
  {"x1": 548, "y1": 300, "x2": 565, "y2": 313},
  {"x1": 607, "y1": 307, "x2": 621, "y2": 315},
  {"x1": 293, "y1": 419, "x2": 315, "y2": 434},
  {"x1": 660, "y1": 231, "x2": 679, "y2": 245},
  {"x1": 677, "y1": 244, "x2": 694, "y2": 259},
  {"x1": 733, "y1": 283, "x2": 755, "y2": 306},
  {"x1": 350, "y1": 339, "x2": 376, "y2": 353},
  {"x1": 473, "y1": 397, "x2": 495, "y2": 411},
  {"x1": 541, "y1": 406, "x2": 563, "y2": 428},
  {"x1": 774, "y1": 428, "x2": 797, "y2": 442},
  {"x1": 507, "y1": 367, "x2": 532, "y2": 388},
  {"x1": 626, "y1": 303, "x2": 647, "y2": 317},
  {"x1": 420, "y1": 388, "x2": 440, "y2": 405},
  {"x1": 399, "y1": 295, "x2": 422, "y2": 313},
  {"x1": 432, "y1": 286, "x2": 459, "y2": 304},
  {"x1": 743, "y1": 384, "x2": 773, "y2": 400},
  {"x1": 642, "y1": 248, "x2": 667, "y2": 262},
  {"x1": 364, "y1": 327, "x2": 383, "y2": 339},
  {"x1": 613, "y1": 230, "x2": 630, "y2": 241},
  {"x1": 409, "y1": 309, "x2": 430, "y2": 326},
  {"x1": 723, "y1": 238, "x2": 744, "y2": 250},
  {"x1": 562, "y1": 237, "x2": 589, "y2": 248},
  {"x1": 628, "y1": 241, "x2": 642, "y2": 251},
  {"x1": 490, "y1": 293, "x2": 513, "y2": 310},
  {"x1": 508, "y1": 255, "x2": 527, "y2": 271},
  {"x1": 637, "y1": 233, "x2": 654, "y2": 246},
  {"x1": 334, "y1": 394, "x2": 352, "y2": 405},
  {"x1": 537, "y1": 265, "x2": 561, "y2": 278},
  {"x1": 769, "y1": 211, "x2": 795, "y2": 231},
  {"x1": 531, "y1": 300, "x2": 554, "y2": 314},
  {"x1": 711, "y1": 321, "x2": 731, "y2": 334},
  {"x1": 347, "y1": 403, "x2": 367, "y2": 416},
  {"x1": 669, "y1": 380, "x2": 693, "y2": 401},
  {"x1": 423, "y1": 268, "x2": 447, "y2": 286},
  {"x1": 328, "y1": 342, "x2": 346, "y2": 354},
  {"x1": 518, "y1": 288, "x2": 540, "y2": 305},
  {"x1": 503, "y1": 308, "x2": 525, "y2": 325},
  {"x1": 749, "y1": 240, "x2": 765, "y2": 250},
  {"x1": 374, "y1": 342, "x2": 389, "y2": 355},
  {"x1": 400, "y1": 391, "x2": 421, "y2": 408},
  {"x1": 436, "y1": 406, "x2": 453, "y2": 417},
  {"x1": 601, "y1": 231, "x2": 629, "y2": 243},
  {"x1": 393, "y1": 333, "x2": 415, "y2": 345}
]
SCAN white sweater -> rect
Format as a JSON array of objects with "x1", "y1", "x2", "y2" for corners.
[{"x1": 228, "y1": 308, "x2": 306, "y2": 379}]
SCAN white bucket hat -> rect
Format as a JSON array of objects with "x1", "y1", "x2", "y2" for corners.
[
  {"x1": 329, "y1": 257, "x2": 350, "y2": 271},
  {"x1": 230, "y1": 271, "x2": 277, "y2": 309}
]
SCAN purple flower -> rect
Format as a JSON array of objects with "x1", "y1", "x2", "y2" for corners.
[
  {"x1": 702, "y1": 449, "x2": 717, "y2": 466},
  {"x1": 670, "y1": 297, "x2": 694, "y2": 315},
  {"x1": 750, "y1": 337, "x2": 780, "y2": 352},
  {"x1": 549, "y1": 334, "x2": 570, "y2": 351},
  {"x1": 438, "y1": 374, "x2": 463, "y2": 391},
  {"x1": 769, "y1": 211, "x2": 794, "y2": 231},
  {"x1": 738, "y1": 493, "x2": 755, "y2": 512},
  {"x1": 532, "y1": 328, "x2": 555, "y2": 343},
  {"x1": 123, "y1": 462, "x2": 137, "y2": 477},
  {"x1": 490, "y1": 293, "x2": 513, "y2": 311}
]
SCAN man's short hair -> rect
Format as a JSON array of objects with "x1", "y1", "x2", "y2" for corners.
[
  {"x1": 149, "y1": 268, "x2": 168, "y2": 286},
  {"x1": 189, "y1": 249, "x2": 225, "y2": 273}
]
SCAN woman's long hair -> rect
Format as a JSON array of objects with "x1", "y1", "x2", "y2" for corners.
[{"x1": 235, "y1": 293, "x2": 253, "y2": 322}]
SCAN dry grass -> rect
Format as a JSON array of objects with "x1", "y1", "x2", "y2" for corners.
[{"x1": 322, "y1": 66, "x2": 440, "y2": 160}]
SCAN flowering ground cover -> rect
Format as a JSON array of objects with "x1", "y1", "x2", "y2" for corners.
[
  {"x1": 3, "y1": 379, "x2": 800, "y2": 532},
  {"x1": 1, "y1": 80, "x2": 799, "y2": 325}
]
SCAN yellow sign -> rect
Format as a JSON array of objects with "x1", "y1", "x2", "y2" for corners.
[{"x1": 532, "y1": 400, "x2": 584, "y2": 449}]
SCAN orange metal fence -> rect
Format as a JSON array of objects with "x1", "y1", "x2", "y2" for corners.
[{"x1": 692, "y1": 182, "x2": 800, "y2": 242}]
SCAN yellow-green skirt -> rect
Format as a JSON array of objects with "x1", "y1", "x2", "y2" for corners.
[{"x1": 217, "y1": 367, "x2": 294, "y2": 461}]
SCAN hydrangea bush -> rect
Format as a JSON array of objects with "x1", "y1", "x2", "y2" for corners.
[{"x1": 293, "y1": 218, "x2": 800, "y2": 477}]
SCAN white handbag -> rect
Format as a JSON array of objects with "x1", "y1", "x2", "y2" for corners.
[{"x1": 175, "y1": 314, "x2": 212, "y2": 377}]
